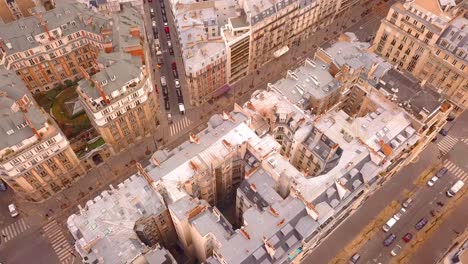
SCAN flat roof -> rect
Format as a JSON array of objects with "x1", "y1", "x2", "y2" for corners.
[{"x1": 67, "y1": 175, "x2": 167, "y2": 264}]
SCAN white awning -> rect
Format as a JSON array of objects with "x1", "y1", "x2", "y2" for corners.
[{"x1": 274, "y1": 46, "x2": 289, "y2": 58}]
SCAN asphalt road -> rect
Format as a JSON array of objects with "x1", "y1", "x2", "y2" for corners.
[
  {"x1": 304, "y1": 140, "x2": 440, "y2": 263},
  {"x1": 357, "y1": 166, "x2": 464, "y2": 263},
  {"x1": 305, "y1": 112, "x2": 468, "y2": 264}
]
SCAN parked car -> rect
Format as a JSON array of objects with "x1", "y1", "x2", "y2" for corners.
[
  {"x1": 164, "y1": 99, "x2": 170, "y2": 111},
  {"x1": 176, "y1": 89, "x2": 182, "y2": 97},
  {"x1": 163, "y1": 87, "x2": 168, "y2": 97},
  {"x1": 172, "y1": 66, "x2": 178, "y2": 78},
  {"x1": 402, "y1": 232, "x2": 413, "y2": 242},
  {"x1": 393, "y1": 208, "x2": 407, "y2": 221},
  {"x1": 161, "y1": 8, "x2": 166, "y2": 15},
  {"x1": 390, "y1": 245, "x2": 402, "y2": 256},
  {"x1": 383, "y1": 233, "x2": 397, "y2": 247},
  {"x1": 415, "y1": 218, "x2": 428, "y2": 230},
  {"x1": 167, "y1": 113, "x2": 172, "y2": 124},
  {"x1": 436, "y1": 167, "x2": 448, "y2": 177},
  {"x1": 150, "y1": 8, "x2": 155, "y2": 16},
  {"x1": 160, "y1": 76, "x2": 167, "y2": 87},
  {"x1": 160, "y1": 0, "x2": 165, "y2": 8},
  {"x1": 0, "y1": 180, "x2": 6, "y2": 191},
  {"x1": 349, "y1": 253, "x2": 361, "y2": 264},
  {"x1": 175, "y1": 79, "x2": 181, "y2": 89},
  {"x1": 439, "y1": 129, "x2": 448, "y2": 136},
  {"x1": 427, "y1": 176, "x2": 439, "y2": 187},
  {"x1": 172, "y1": 62, "x2": 177, "y2": 71},
  {"x1": 162, "y1": 15, "x2": 168, "y2": 22},
  {"x1": 8, "y1": 203, "x2": 18, "y2": 217},
  {"x1": 402, "y1": 198, "x2": 413, "y2": 208},
  {"x1": 152, "y1": 20, "x2": 157, "y2": 28}
]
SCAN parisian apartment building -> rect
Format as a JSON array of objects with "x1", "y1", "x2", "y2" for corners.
[
  {"x1": 167, "y1": 0, "x2": 358, "y2": 106},
  {"x1": 0, "y1": 2, "x2": 113, "y2": 93},
  {"x1": 0, "y1": 0, "x2": 37, "y2": 23},
  {"x1": 0, "y1": 1, "x2": 157, "y2": 201},
  {"x1": 372, "y1": 0, "x2": 467, "y2": 110},
  {"x1": 0, "y1": 68, "x2": 84, "y2": 202},
  {"x1": 76, "y1": 5, "x2": 159, "y2": 153}
]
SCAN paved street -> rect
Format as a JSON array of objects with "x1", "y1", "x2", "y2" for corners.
[
  {"x1": 305, "y1": 112, "x2": 468, "y2": 263},
  {"x1": 0, "y1": 1, "x2": 401, "y2": 263}
]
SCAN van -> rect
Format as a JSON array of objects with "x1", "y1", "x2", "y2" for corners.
[
  {"x1": 382, "y1": 217, "x2": 397, "y2": 232},
  {"x1": 160, "y1": 76, "x2": 167, "y2": 87},
  {"x1": 402, "y1": 198, "x2": 413, "y2": 208},
  {"x1": 447, "y1": 180, "x2": 464, "y2": 197},
  {"x1": 8, "y1": 204, "x2": 18, "y2": 217},
  {"x1": 178, "y1": 103, "x2": 185, "y2": 115}
]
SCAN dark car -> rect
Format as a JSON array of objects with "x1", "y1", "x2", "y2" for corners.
[
  {"x1": 384, "y1": 233, "x2": 397, "y2": 247},
  {"x1": 437, "y1": 167, "x2": 448, "y2": 177},
  {"x1": 176, "y1": 89, "x2": 182, "y2": 98},
  {"x1": 164, "y1": 99, "x2": 170, "y2": 110},
  {"x1": 415, "y1": 218, "x2": 428, "y2": 230},
  {"x1": 439, "y1": 129, "x2": 448, "y2": 136},
  {"x1": 172, "y1": 62, "x2": 177, "y2": 71},
  {"x1": 163, "y1": 87, "x2": 168, "y2": 97},
  {"x1": 177, "y1": 96, "x2": 184, "y2": 104},
  {"x1": 161, "y1": 8, "x2": 166, "y2": 15},
  {"x1": 402, "y1": 232, "x2": 413, "y2": 242},
  {"x1": 172, "y1": 68, "x2": 178, "y2": 78},
  {"x1": 0, "y1": 180, "x2": 6, "y2": 191},
  {"x1": 160, "y1": 0, "x2": 164, "y2": 8},
  {"x1": 162, "y1": 15, "x2": 168, "y2": 22}
]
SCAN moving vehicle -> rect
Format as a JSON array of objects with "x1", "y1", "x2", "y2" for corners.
[
  {"x1": 349, "y1": 253, "x2": 360, "y2": 264},
  {"x1": 402, "y1": 233, "x2": 413, "y2": 242},
  {"x1": 164, "y1": 100, "x2": 170, "y2": 111},
  {"x1": 382, "y1": 217, "x2": 397, "y2": 232},
  {"x1": 439, "y1": 129, "x2": 448, "y2": 136},
  {"x1": 168, "y1": 41, "x2": 174, "y2": 55},
  {"x1": 8, "y1": 204, "x2": 18, "y2": 217},
  {"x1": 402, "y1": 198, "x2": 413, "y2": 208},
  {"x1": 415, "y1": 218, "x2": 428, "y2": 230},
  {"x1": 427, "y1": 176, "x2": 439, "y2": 187},
  {"x1": 393, "y1": 208, "x2": 406, "y2": 221},
  {"x1": 160, "y1": 76, "x2": 167, "y2": 87},
  {"x1": 0, "y1": 180, "x2": 6, "y2": 191},
  {"x1": 383, "y1": 233, "x2": 396, "y2": 247},
  {"x1": 390, "y1": 245, "x2": 402, "y2": 256},
  {"x1": 178, "y1": 103, "x2": 185, "y2": 115},
  {"x1": 167, "y1": 113, "x2": 172, "y2": 124},
  {"x1": 447, "y1": 180, "x2": 464, "y2": 197},
  {"x1": 437, "y1": 167, "x2": 448, "y2": 177}
]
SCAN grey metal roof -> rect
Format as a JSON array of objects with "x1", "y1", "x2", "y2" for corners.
[{"x1": 0, "y1": 2, "x2": 110, "y2": 54}]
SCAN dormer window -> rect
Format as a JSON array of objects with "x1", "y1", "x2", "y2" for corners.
[
  {"x1": 110, "y1": 75, "x2": 116, "y2": 81},
  {"x1": 27, "y1": 36, "x2": 34, "y2": 42},
  {"x1": 101, "y1": 80, "x2": 108, "y2": 86},
  {"x1": 61, "y1": 24, "x2": 68, "y2": 30},
  {"x1": 6, "y1": 129, "x2": 14, "y2": 135}
]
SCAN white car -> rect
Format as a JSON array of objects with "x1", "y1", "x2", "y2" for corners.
[
  {"x1": 152, "y1": 20, "x2": 157, "y2": 28},
  {"x1": 8, "y1": 203, "x2": 18, "y2": 217},
  {"x1": 427, "y1": 176, "x2": 439, "y2": 187},
  {"x1": 393, "y1": 208, "x2": 407, "y2": 221},
  {"x1": 174, "y1": 79, "x2": 180, "y2": 88}
]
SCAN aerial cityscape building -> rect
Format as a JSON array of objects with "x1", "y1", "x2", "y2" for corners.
[
  {"x1": 0, "y1": 0, "x2": 466, "y2": 264},
  {"x1": 372, "y1": 0, "x2": 467, "y2": 110}
]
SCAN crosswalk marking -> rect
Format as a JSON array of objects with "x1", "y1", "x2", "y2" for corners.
[
  {"x1": 42, "y1": 220, "x2": 74, "y2": 264},
  {"x1": 0, "y1": 218, "x2": 30, "y2": 243},
  {"x1": 444, "y1": 160, "x2": 468, "y2": 182},
  {"x1": 437, "y1": 135, "x2": 458, "y2": 156},
  {"x1": 461, "y1": 138, "x2": 468, "y2": 145},
  {"x1": 169, "y1": 116, "x2": 192, "y2": 136}
]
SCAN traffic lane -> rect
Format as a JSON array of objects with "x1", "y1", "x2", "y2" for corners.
[
  {"x1": 305, "y1": 143, "x2": 439, "y2": 262},
  {"x1": 148, "y1": 0, "x2": 180, "y2": 116},
  {"x1": 411, "y1": 197, "x2": 468, "y2": 264},
  {"x1": 358, "y1": 172, "x2": 455, "y2": 263},
  {"x1": 0, "y1": 187, "x2": 20, "y2": 227}
]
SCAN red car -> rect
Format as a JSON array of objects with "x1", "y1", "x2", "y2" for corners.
[
  {"x1": 402, "y1": 233, "x2": 413, "y2": 242},
  {"x1": 172, "y1": 62, "x2": 177, "y2": 71}
]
